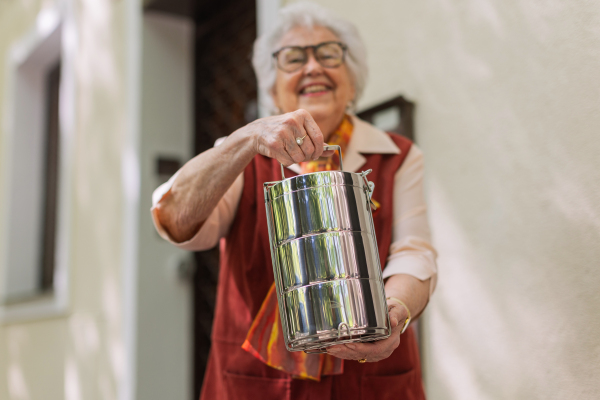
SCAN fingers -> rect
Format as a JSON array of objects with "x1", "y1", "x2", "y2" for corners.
[
  {"x1": 283, "y1": 131, "x2": 306, "y2": 165},
  {"x1": 326, "y1": 335, "x2": 400, "y2": 363},
  {"x1": 259, "y1": 113, "x2": 305, "y2": 166},
  {"x1": 256, "y1": 133, "x2": 296, "y2": 167},
  {"x1": 253, "y1": 109, "x2": 328, "y2": 166},
  {"x1": 280, "y1": 111, "x2": 314, "y2": 165},
  {"x1": 296, "y1": 109, "x2": 325, "y2": 159},
  {"x1": 350, "y1": 338, "x2": 395, "y2": 361},
  {"x1": 325, "y1": 306, "x2": 406, "y2": 362},
  {"x1": 326, "y1": 344, "x2": 363, "y2": 360},
  {"x1": 296, "y1": 134, "x2": 316, "y2": 160}
]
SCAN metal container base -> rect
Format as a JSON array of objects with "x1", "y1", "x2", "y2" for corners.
[{"x1": 290, "y1": 326, "x2": 391, "y2": 353}]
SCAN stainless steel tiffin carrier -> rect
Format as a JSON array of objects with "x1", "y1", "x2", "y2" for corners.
[{"x1": 263, "y1": 144, "x2": 391, "y2": 353}]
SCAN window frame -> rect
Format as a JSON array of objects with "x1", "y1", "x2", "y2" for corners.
[
  {"x1": 357, "y1": 95, "x2": 415, "y2": 141},
  {"x1": 0, "y1": 10, "x2": 74, "y2": 324}
]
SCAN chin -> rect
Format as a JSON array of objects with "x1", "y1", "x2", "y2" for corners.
[{"x1": 299, "y1": 105, "x2": 336, "y2": 120}]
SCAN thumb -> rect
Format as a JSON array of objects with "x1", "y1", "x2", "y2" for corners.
[{"x1": 388, "y1": 305, "x2": 405, "y2": 328}]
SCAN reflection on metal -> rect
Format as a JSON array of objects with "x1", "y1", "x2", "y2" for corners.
[{"x1": 264, "y1": 166, "x2": 391, "y2": 352}]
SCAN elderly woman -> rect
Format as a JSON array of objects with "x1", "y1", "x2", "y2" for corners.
[{"x1": 152, "y1": 2, "x2": 437, "y2": 399}]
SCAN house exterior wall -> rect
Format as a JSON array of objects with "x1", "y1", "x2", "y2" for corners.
[
  {"x1": 0, "y1": 0, "x2": 132, "y2": 398},
  {"x1": 288, "y1": 0, "x2": 600, "y2": 398},
  {"x1": 1, "y1": 0, "x2": 599, "y2": 398}
]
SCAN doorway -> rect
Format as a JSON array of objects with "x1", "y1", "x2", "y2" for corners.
[
  {"x1": 192, "y1": 0, "x2": 257, "y2": 398},
  {"x1": 143, "y1": 0, "x2": 257, "y2": 397}
]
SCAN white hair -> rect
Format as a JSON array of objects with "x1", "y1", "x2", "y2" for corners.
[{"x1": 252, "y1": 2, "x2": 368, "y2": 114}]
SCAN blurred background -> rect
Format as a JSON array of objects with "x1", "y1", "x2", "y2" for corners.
[{"x1": 0, "y1": 0, "x2": 599, "y2": 399}]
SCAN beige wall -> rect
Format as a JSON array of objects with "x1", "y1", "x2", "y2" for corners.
[
  {"x1": 289, "y1": 0, "x2": 600, "y2": 398},
  {"x1": 0, "y1": 0, "x2": 131, "y2": 398}
]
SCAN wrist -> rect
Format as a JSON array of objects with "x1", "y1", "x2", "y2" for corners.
[
  {"x1": 227, "y1": 125, "x2": 259, "y2": 161},
  {"x1": 384, "y1": 274, "x2": 429, "y2": 320},
  {"x1": 386, "y1": 296, "x2": 411, "y2": 334}
]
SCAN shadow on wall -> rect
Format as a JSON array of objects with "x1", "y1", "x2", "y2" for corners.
[{"x1": 419, "y1": 4, "x2": 600, "y2": 392}]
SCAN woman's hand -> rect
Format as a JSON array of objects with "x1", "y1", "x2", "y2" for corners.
[
  {"x1": 245, "y1": 109, "x2": 334, "y2": 166},
  {"x1": 325, "y1": 301, "x2": 409, "y2": 362},
  {"x1": 325, "y1": 275, "x2": 430, "y2": 362}
]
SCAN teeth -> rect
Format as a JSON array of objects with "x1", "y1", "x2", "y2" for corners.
[{"x1": 303, "y1": 85, "x2": 328, "y2": 94}]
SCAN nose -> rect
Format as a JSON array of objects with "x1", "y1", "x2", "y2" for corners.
[{"x1": 303, "y1": 50, "x2": 323, "y2": 76}]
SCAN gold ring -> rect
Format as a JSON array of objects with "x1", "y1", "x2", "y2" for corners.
[
  {"x1": 296, "y1": 135, "x2": 307, "y2": 145},
  {"x1": 358, "y1": 358, "x2": 367, "y2": 364}
]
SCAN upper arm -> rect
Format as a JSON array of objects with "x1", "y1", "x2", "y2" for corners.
[
  {"x1": 384, "y1": 145, "x2": 438, "y2": 294},
  {"x1": 392, "y1": 145, "x2": 432, "y2": 242}
]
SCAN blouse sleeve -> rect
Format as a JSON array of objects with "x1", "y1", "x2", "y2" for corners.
[
  {"x1": 150, "y1": 138, "x2": 244, "y2": 252},
  {"x1": 381, "y1": 145, "x2": 438, "y2": 297}
]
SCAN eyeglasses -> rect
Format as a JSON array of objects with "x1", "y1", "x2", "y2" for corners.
[{"x1": 272, "y1": 41, "x2": 348, "y2": 73}]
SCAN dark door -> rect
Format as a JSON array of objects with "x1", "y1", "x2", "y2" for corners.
[
  {"x1": 192, "y1": 0, "x2": 257, "y2": 398},
  {"x1": 145, "y1": 0, "x2": 257, "y2": 397}
]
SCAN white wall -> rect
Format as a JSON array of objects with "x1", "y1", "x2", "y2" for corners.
[
  {"x1": 288, "y1": 0, "x2": 600, "y2": 398},
  {"x1": 0, "y1": 0, "x2": 135, "y2": 398},
  {"x1": 0, "y1": 2, "x2": 196, "y2": 398}
]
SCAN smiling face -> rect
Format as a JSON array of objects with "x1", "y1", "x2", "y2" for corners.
[{"x1": 271, "y1": 25, "x2": 356, "y2": 138}]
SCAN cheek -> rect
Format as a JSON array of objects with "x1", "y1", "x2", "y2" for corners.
[
  {"x1": 333, "y1": 86, "x2": 353, "y2": 110},
  {"x1": 275, "y1": 73, "x2": 300, "y2": 102},
  {"x1": 332, "y1": 70, "x2": 355, "y2": 102}
]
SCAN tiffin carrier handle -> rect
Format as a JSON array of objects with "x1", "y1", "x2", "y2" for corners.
[{"x1": 280, "y1": 144, "x2": 343, "y2": 180}]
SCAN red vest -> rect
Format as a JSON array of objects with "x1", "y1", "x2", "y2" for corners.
[{"x1": 200, "y1": 133, "x2": 425, "y2": 400}]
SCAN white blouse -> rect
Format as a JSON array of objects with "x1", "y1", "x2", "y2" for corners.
[{"x1": 151, "y1": 115, "x2": 438, "y2": 295}]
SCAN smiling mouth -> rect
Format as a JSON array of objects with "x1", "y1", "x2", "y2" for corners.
[{"x1": 299, "y1": 84, "x2": 332, "y2": 95}]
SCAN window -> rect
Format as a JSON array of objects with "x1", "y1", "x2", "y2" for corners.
[
  {"x1": 357, "y1": 95, "x2": 415, "y2": 141},
  {"x1": 0, "y1": 13, "x2": 71, "y2": 322}
]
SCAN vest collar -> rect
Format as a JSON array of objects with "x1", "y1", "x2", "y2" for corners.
[{"x1": 286, "y1": 114, "x2": 401, "y2": 174}]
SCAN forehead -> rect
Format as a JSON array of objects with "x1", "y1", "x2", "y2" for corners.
[{"x1": 277, "y1": 25, "x2": 340, "y2": 48}]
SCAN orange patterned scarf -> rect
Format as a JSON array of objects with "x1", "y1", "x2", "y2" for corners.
[
  {"x1": 241, "y1": 115, "x2": 354, "y2": 381},
  {"x1": 300, "y1": 114, "x2": 353, "y2": 174}
]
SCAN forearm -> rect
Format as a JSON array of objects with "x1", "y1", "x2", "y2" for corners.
[
  {"x1": 155, "y1": 110, "x2": 328, "y2": 243},
  {"x1": 156, "y1": 128, "x2": 256, "y2": 242},
  {"x1": 384, "y1": 274, "x2": 430, "y2": 321}
]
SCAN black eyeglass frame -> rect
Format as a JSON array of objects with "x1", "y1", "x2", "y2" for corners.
[{"x1": 272, "y1": 41, "x2": 348, "y2": 73}]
